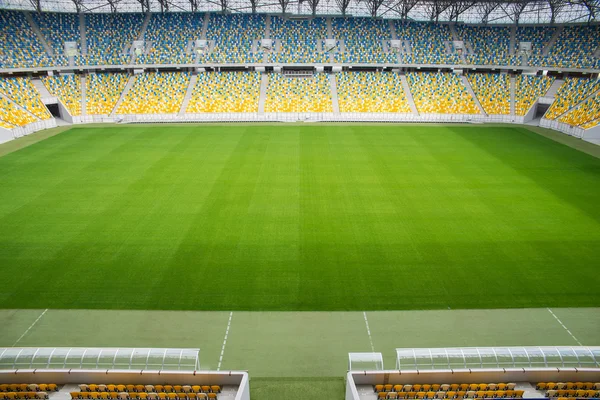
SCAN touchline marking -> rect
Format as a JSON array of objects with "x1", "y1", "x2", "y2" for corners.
[
  {"x1": 363, "y1": 311, "x2": 375, "y2": 352},
  {"x1": 547, "y1": 308, "x2": 582, "y2": 346},
  {"x1": 217, "y1": 312, "x2": 233, "y2": 371},
  {"x1": 12, "y1": 309, "x2": 48, "y2": 347}
]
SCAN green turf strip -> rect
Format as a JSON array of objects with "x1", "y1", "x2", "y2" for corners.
[{"x1": 0, "y1": 124, "x2": 599, "y2": 311}]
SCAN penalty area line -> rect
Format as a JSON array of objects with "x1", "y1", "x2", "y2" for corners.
[
  {"x1": 217, "y1": 312, "x2": 233, "y2": 371},
  {"x1": 12, "y1": 309, "x2": 48, "y2": 347},
  {"x1": 547, "y1": 308, "x2": 582, "y2": 346},
  {"x1": 363, "y1": 311, "x2": 375, "y2": 353}
]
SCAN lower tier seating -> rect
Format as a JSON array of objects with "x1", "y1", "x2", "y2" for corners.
[
  {"x1": 336, "y1": 72, "x2": 412, "y2": 113},
  {"x1": 467, "y1": 73, "x2": 510, "y2": 115},
  {"x1": 42, "y1": 74, "x2": 82, "y2": 116},
  {"x1": 0, "y1": 97, "x2": 37, "y2": 126},
  {"x1": 545, "y1": 78, "x2": 600, "y2": 120},
  {"x1": 558, "y1": 93, "x2": 600, "y2": 128},
  {"x1": 86, "y1": 73, "x2": 130, "y2": 115},
  {"x1": 116, "y1": 72, "x2": 190, "y2": 114},
  {"x1": 515, "y1": 75, "x2": 554, "y2": 116},
  {"x1": 186, "y1": 72, "x2": 260, "y2": 113},
  {"x1": 264, "y1": 74, "x2": 332, "y2": 113},
  {"x1": 0, "y1": 77, "x2": 51, "y2": 120},
  {"x1": 407, "y1": 72, "x2": 479, "y2": 114}
]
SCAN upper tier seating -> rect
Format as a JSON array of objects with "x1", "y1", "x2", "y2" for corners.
[
  {"x1": 269, "y1": 17, "x2": 328, "y2": 64},
  {"x1": 265, "y1": 74, "x2": 332, "y2": 112},
  {"x1": 333, "y1": 17, "x2": 395, "y2": 63},
  {"x1": 186, "y1": 72, "x2": 260, "y2": 113},
  {"x1": 86, "y1": 73, "x2": 130, "y2": 115},
  {"x1": 558, "y1": 92, "x2": 600, "y2": 128},
  {"x1": 467, "y1": 73, "x2": 511, "y2": 115},
  {"x1": 204, "y1": 14, "x2": 265, "y2": 64},
  {"x1": 116, "y1": 72, "x2": 190, "y2": 114},
  {"x1": 456, "y1": 25, "x2": 515, "y2": 66},
  {"x1": 336, "y1": 72, "x2": 411, "y2": 113},
  {"x1": 42, "y1": 74, "x2": 82, "y2": 116},
  {"x1": 395, "y1": 21, "x2": 459, "y2": 65},
  {"x1": 85, "y1": 13, "x2": 144, "y2": 66},
  {"x1": 137, "y1": 13, "x2": 203, "y2": 65},
  {"x1": 32, "y1": 12, "x2": 80, "y2": 66},
  {"x1": 0, "y1": 96, "x2": 41, "y2": 127},
  {"x1": 406, "y1": 72, "x2": 479, "y2": 114},
  {"x1": 0, "y1": 10, "x2": 52, "y2": 68},
  {"x1": 515, "y1": 75, "x2": 554, "y2": 116},
  {"x1": 540, "y1": 25, "x2": 600, "y2": 69},
  {"x1": 515, "y1": 26, "x2": 556, "y2": 61},
  {"x1": 545, "y1": 77, "x2": 600, "y2": 120},
  {"x1": 0, "y1": 77, "x2": 52, "y2": 120}
]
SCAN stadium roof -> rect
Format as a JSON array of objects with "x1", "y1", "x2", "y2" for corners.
[{"x1": 0, "y1": 0, "x2": 598, "y2": 23}]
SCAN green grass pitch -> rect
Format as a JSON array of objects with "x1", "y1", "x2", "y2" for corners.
[{"x1": 0, "y1": 124, "x2": 599, "y2": 311}]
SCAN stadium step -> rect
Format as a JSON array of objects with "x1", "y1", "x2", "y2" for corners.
[
  {"x1": 137, "y1": 12, "x2": 152, "y2": 41},
  {"x1": 388, "y1": 20, "x2": 397, "y2": 40},
  {"x1": 460, "y1": 75, "x2": 487, "y2": 116},
  {"x1": 265, "y1": 15, "x2": 271, "y2": 39},
  {"x1": 545, "y1": 79, "x2": 564, "y2": 98},
  {"x1": 510, "y1": 76, "x2": 516, "y2": 115},
  {"x1": 400, "y1": 74, "x2": 418, "y2": 115},
  {"x1": 326, "y1": 17, "x2": 333, "y2": 39},
  {"x1": 201, "y1": 13, "x2": 210, "y2": 39},
  {"x1": 110, "y1": 75, "x2": 136, "y2": 117},
  {"x1": 542, "y1": 25, "x2": 563, "y2": 56},
  {"x1": 329, "y1": 74, "x2": 340, "y2": 113},
  {"x1": 23, "y1": 11, "x2": 54, "y2": 57},
  {"x1": 80, "y1": 76, "x2": 87, "y2": 116},
  {"x1": 509, "y1": 24, "x2": 516, "y2": 56},
  {"x1": 79, "y1": 13, "x2": 87, "y2": 56},
  {"x1": 258, "y1": 74, "x2": 268, "y2": 114},
  {"x1": 179, "y1": 74, "x2": 198, "y2": 115},
  {"x1": 594, "y1": 44, "x2": 600, "y2": 58}
]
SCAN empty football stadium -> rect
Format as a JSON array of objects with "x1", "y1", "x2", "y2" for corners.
[{"x1": 0, "y1": 1, "x2": 599, "y2": 400}]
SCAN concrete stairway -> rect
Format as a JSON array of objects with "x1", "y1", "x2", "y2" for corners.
[
  {"x1": 543, "y1": 26, "x2": 563, "y2": 56},
  {"x1": 400, "y1": 74, "x2": 418, "y2": 115},
  {"x1": 138, "y1": 12, "x2": 152, "y2": 40},
  {"x1": 509, "y1": 25, "x2": 516, "y2": 56},
  {"x1": 179, "y1": 74, "x2": 198, "y2": 115},
  {"x1": 110, "y1": 75, "x2": 136, "y2": 117},
  {"x1": 24, "y1": 11, "x2": 54, "y2": 57},
  {"x1": 545, "y1": 79, "x2": 564, "y2": 98},
  {"x1": 265, "y1": 15, "x2": 271, "y2": 39},
  {"x1": 258, "y1": 74, "x2": 269, "y2": 114},
  {"x1": 201, "y1": 13, "x2": 210, "y2": 39},
  {"x1": 449, "y1": 24, "x2": 460, "y2": 42},
  {"x1": 510, "y1": 76, "x2": 516, "y2": 115},
  {"x1": 79, "y1": 13, "x2": 87, "y2": 56},
  {"x1": 461, "y1": 75, "x2": 487, "y2": 116},
  {"x1": 593, "y1": 44, "x2": 600, "y2": 58},
  {"x1": 464, "y1": 40, "x2": 475, "y2": 55},
  {"x1": 403, "y1": 40, "x2": 411, "y2": 54},
  {"x1": 329, "y1": 74, "x2": 339, "y2": 113},
  {"x1": 80, "y1": 75, "x2": 87, "y2": 116},
  {"x1": 389, "y1": 20, "x2": 397, "y2": 40},
  {"x1": 32, "y1": 79, "x2": 52, "y2": 99},
  {"x1": 326, "y1": 17, "x2": 333, "y2": 38}
]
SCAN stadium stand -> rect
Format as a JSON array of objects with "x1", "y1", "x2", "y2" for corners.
[
  {"x1": 0, "y1": 77, "x2": 52, "y2": 120},
  {"x1": 137, "y1": 13, "x2": 203, "y2": 65},
  {"x1": 544, "y1": 77, "x2": 600, "y2": 120},
  {"x1": 0, "y1": 10, "x2": 52, "y2": 68},
  {"x1": 395, "y1": 21, "x2": 459, "y2": 65},
  {"x1": 336, "y1": 72, "x2": 412, "y2": 113},
  {"x1": 455, "y1": 25, "x2": 515, "y2": 66},
  {"x1": 42, "y1": 74, "x2": 82, "y2": 116},
  {"x1": 0, "y1": 96, "x2": 38, "y2": 127},
  {"x1": 85, "y1": 73, "x2": 130, "y2": 115},
  {"x1": 541, "y1": 25, "x2": 600, "y2": 69},
  {"x1": 269, "y1": 16, "x2": 328, "y2": 63},
  {"x1": 186, "y1": 71, "x2": 260, "y2": 113},
  {"x1": 558, "y1": 92, "x2": 600, "y2": 128},
  {"x1": 372, "y1": 382, "x2": 526, "y2": 399},
  {"x1": 333, "y1": 17, "x2": 395, "y2": 63},
  {"x1": 85, "y1": 13, "x2": 144, "y2": 66},
  {"x1": 467, "y1": 73, "x2": 511, "y2": 115},
  {"x1": 264, "y1": 74, "x2": 332, "y2": 112},
  {"x1": 204, "y1": 14, "x2": 265, "y2": 64},
  {"x1": 0, "y1": 120, "x2": 16, "y2": 130},
  {"x1": 515, "y1": 75, "x2": 554, "y2": 116},
  {"x1": 515, "y1": 26, "x2": 556, "y2": 64},
  {"x1": 32, "y1": 12, "x2": 80, "y2": 66},
  {"x1": 116, "y1": 72, "x2": 190, "y2": 114},
  {"x1": 406, "y1": 72, "x2": 479, "y2": 114}
]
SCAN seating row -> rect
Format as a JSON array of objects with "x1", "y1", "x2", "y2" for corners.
[
  {"x1": 545, "y1": 390, "x2": 600, "y2": 398},
  {"x1": 77, "y1": 385, "x2": 220, "y2": 393},
  {"x1": 375, "y1": 390, "x2": 524, "y2": 399},
  {"x1": 71, "y1": 393, "x2": 217, "y2": 400},
  {"x1": 0, "y1": 393, "x2": 49, "y2": 400},
  {"x1": 375, "y1": 384, "x2": 517, "y2": 393},
  {"x1": 0, "y1": 386, "x2": 57, "y2": 393}
]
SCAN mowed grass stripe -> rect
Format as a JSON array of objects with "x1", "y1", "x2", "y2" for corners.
[{"x1": 0, "y1": 125, "x2": 599, "y2": 311}]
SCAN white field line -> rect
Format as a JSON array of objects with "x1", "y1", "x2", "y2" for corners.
[
  {"x1": 547, "y1": 308, "x2": 583, "y2": 346},
  {"x1": 12, "y1": 309, "x2": 48, "y2": 347},
  {"x1": 217, "y1": 312, "x2": 233, "y2": 371},
  {"x1": 363, "y1": 311, "x2": 375, "y2": 352}
]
